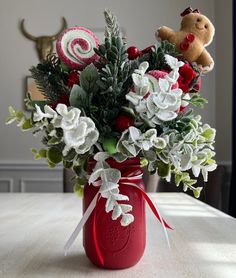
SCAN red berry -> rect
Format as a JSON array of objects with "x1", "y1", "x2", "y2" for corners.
[
  {"x1": 67, "y1": 71, "x2": 80, "y2": 88},
  {"x1": 140, "y1": 45, "x2": 154, "y2": 55},
  {"x1": 127, "y1": 46, "x2": 140, "y2": 60},
  {"x1": 50, "y1": 94, "x2": 70, "y2": 110},
  {"x1": 115, "y1": 115, "x2": 134, "y2": 132}
]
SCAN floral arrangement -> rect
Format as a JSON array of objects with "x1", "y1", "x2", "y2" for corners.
[{"x1": 7, "y1": 10, "x2": 217, "y2": 226}]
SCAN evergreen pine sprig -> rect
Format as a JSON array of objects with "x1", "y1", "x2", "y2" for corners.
[
  {"x1": 91, "y1": 10, "x2": 132, "y2": 139},
  {"x1": 30, "y1": 56, "x2": 69, "y2": 103},
  {"x1": 104, "y1": 9, "x2": 120, "y2": 38},
  {"x1": 139, "y1": 40, "x2": 180, "y2": 71}
]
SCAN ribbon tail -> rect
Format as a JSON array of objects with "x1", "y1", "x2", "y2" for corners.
[
  {"x1": 93, "y1": 195, "x2": 105, "y2": 266},
  {"x1": 129, "y1": 184, "x2": 173, "y2": 248},
  {"x1": 64, "y1": 191, "x2": 99, "y2": 256},
  {"x1": 141, "y1": 190, "x2": 173, "y2": 230},
  {"x1": 149, "y1": 195, "x2": 171, "y2": 249}
]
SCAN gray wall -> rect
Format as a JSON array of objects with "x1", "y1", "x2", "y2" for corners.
[
  {"x1": 215, "y1": 0, "x2": 232, "y2": 165},
  {"x1": 0, "y1": 0, "x2": 232, "y2": 170}
]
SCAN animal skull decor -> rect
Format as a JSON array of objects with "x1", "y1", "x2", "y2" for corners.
[{"x1": 20, "y1": 17, "x2": 67, "y2": 61}]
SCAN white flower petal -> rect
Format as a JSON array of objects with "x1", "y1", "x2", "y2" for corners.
[
  {"x1": 120, "y1": 213, "x2": 134, "y2": 226},
  {"x1": 157, "y1": 110, "x2": 177, "y2": 121},
  {"x1": 56, "y1": 103, "x2": 68, "y2": 116},
  {"x1": 159, "y1": 78, "x2": 169, "y2": 92},
  {"x1": 129, "y1": 126, "x2": 141, "y2": 142},
  {"x1": 192, "y1": 166, "x2": 201, "y2": 177},
  {"x1": 139, "y1": 61, "x2": 149, "y2": 73},
  {"x1": 165, "y1": 54, "x2": 184, "y2": 69},
  {"x1": 112, "y1": 205, "x2": 123, "y2": 220},
  {"x1": 105, "y1": 196, "x2": 116, "y2": 213}
]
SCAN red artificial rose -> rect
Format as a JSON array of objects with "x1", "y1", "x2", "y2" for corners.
[
  {"x1": 178, "y1": 75, "x2": 190, "y2": 93},
  {"x1": 178, "y1": 63, "x2": 197, "y2": 93},
  {"x1": 67, "y1": 71, "x2": 80, "y2": 88},
  {"x1": 179, "y1": 63, "x2": 197, "y2": 81},
  {"x1": 50, "y1": 94, "x2": 70, "y2": 110}
]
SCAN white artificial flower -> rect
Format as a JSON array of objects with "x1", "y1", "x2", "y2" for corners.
[
  {"x1": 134, "y1": 61, "x2": 149, "y2": 75},
  {"x1": 89, "y1": 157, "x2": 134, "y2": 226},
  {"x1": 192, "y1": 163, "x2": 217, "y2": 182},
  {"x1": 126, "y1": 56, "x2": 184, "y2": 124},
  {"x1": 33, "y1": 105, "x2": 57, "y2": 122},
  {"x1": 145, "y1": 86, "x2": 182, "y2": 122},
  {"x1": 132, "y1": 75, "x2": 150, "y2": 94},
  {"x1": 117, "y1": 126, "x2": 166, "y2": 156},
  {"x1": 131, "y1": 62, "x2": 150, "y2": 95},
  {"x1": 164, "y1": 54, "x2": 184, "y2": 70},
  {"x1": 126, "y1": 92, "x2": 145, "y2": 106},
  {"x1": 165, "y1": 70, "x2": 180, "y2": 84},
  {"x1": 33, "y1": 103, "x2": 99, "y2": 156},
  {"x1": 56, "y1": 103, "x2": 81, "y2": 130}
]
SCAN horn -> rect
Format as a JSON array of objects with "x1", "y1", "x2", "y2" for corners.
[
  {"x1": 51, "y1": 17, "x2": 68, "y2": 40},
  {"x1": 20, "y1": 19, "x2": 37, "y2": 41}
]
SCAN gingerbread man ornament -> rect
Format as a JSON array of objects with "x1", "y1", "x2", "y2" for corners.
[{"x1": 157, "y1": 7, "x2": 215, "y2": 73}]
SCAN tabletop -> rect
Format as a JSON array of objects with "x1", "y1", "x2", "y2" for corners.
[{"x1": 0, "y1": 193, "x2": 236, "y2": 278}]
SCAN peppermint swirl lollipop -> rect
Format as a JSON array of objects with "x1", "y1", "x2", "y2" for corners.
[{"x1": 56, "y1": 27, "x2": 99, "y2": 70}]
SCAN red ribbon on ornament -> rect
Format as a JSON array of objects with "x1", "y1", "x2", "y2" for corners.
[{"x1": 92, "y1": 168, "x2": 173, "y2": 266}]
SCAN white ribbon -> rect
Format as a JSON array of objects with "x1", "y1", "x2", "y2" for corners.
[
  {"x1": 64, "y1": 175, "x2": 170, "y2": 256},
  {"x1": 64, "y1": 191, "x2": 99, "y2": 256}
]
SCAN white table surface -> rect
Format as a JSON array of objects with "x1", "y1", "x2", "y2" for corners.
[{"x1": 0, "y1": 193, "x2": 236, "y2": 278}]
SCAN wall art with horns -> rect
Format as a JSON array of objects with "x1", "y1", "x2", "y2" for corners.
[{"x1": 20, "y1": 17, "x2": 68, "y2": 109}]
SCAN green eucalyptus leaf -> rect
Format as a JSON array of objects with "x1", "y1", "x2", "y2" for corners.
[
  {"x1": 38, "y1": 149, "x2": 47, "y2": 158},
  {"x1": 202, "y1": 127, "x2": 216, "y2": 141},
  {"x1": 8, "y1": 106, "x2": 15, "y2": 116},
  {"x1": 5, "y1": 117, "x2": 16, "y2": 125},
  {"x1": 47, "y1": 137, "x2": 62, "y2": 145},
  {"x1": 157, "y1": 161, "x2": 170, "y2": 178},
  {"x1": 47, "y1": 160, "x2": 56, "y2": 168},
  {"x1": 47, "y1": 147, "x2": 62, "y2": 164},
  {"x1": 69, "y1": 84, "x2": 87, "y2": 108},
  {"x1": 31, "y1": 148, "x2": 37, "y2": 154},
  {"x1": 63, "y1": 160, "x2": 73, "y2": 168},
  {"x1": 193, "y1": 187, "x2": 202, "y2": 198},
  {"x1": 21, "y1": 118, "x2": 33, "y2": 130},
  {"x1": 80, "y1": 64, "x2": 99, "y2": 93},
  {"x1": 74, "y1": 184, "x2": 84, "y2": 197}
]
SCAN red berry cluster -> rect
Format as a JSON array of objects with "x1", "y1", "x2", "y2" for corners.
[
  {"x1": 127, "y1": 45, "x2": 154, "y2": 60},
  {"x1": 67, "y1": 71, "x2": 80, "y2": 88},
  {"x1": 50, "y1": 94, "x2": 70, "y2": 110},
  {"x1": 115, "y1": 114, "x2": 134, "y2": 132}
]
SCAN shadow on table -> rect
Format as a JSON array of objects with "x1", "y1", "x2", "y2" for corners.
[
  {"x1": 28, "y1": 253, "x2": 124, "y2": 275},
  {"x1": 50, "y1": 253, "x2": 98, "y2": 273}
]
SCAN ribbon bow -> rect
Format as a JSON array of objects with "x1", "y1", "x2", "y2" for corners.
[
  {"x1": 64, "y1": 169, "x2": 173, "y2": 266},
  {"x1": 180, "y1": 7, "x2": 201, "y2": 17}
]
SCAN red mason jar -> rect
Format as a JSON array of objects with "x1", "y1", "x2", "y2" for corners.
[{"x1": 83, "y1": 157, "x2": 146, "y2": 269}]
